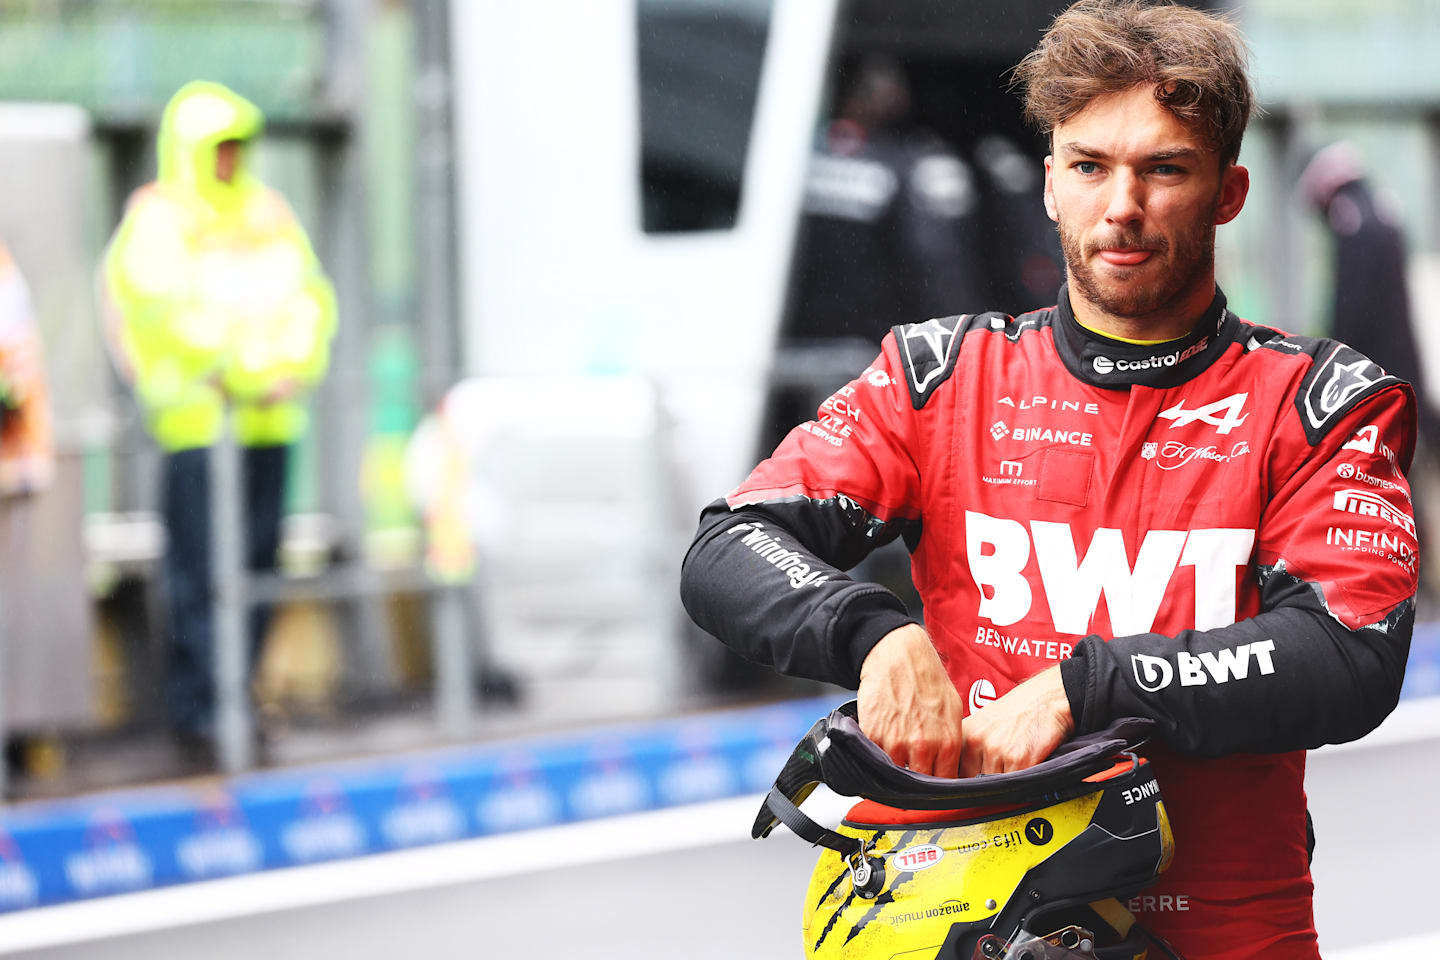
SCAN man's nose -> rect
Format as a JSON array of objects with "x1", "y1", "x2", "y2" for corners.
[{"x1": 1104, "y1": 170, "x2": 1145, "y2": 226}]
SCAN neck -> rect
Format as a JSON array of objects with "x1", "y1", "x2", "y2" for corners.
[{"x1": 1067, "y1": 270, "x2": 1219, "y2": 343}]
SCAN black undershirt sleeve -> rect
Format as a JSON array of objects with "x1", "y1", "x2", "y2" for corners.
[
  {"x1": 1060, "y1": 567, "x2": 1412, "y2": 756},
  {"x1": 681, "y1": 497, "x2": 919, "y2": 689}
]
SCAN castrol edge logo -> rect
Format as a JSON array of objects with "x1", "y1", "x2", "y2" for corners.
[{"x1": 1091, "y1": 336, "x2": 1208, "y2": 375}]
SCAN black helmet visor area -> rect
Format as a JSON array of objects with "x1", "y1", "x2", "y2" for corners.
[
  {"x1": 755, "y1": 700, "x2": 1157, "y2": 835},
  {"x1": 754, "y1": 701, "x2": 1160, "y2": 904},
  {"x1": 751, "y1": 714, "x2": 828, "y2": 841}
]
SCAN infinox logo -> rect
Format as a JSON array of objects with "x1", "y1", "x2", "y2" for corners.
[
  {"x1": 1333, "y1": 489, "x2": 1415, "y2": 536},
  {"x1": 1130, "y1": 640, "x2": 1276, "y2": 692}
]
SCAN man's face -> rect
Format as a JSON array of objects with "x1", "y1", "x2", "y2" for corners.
[
  {"x1": 1043, "y1": 85, "x2": 1248, "y2": 322},
  {"x1": 215, "y1": 139, "x2": 243, "y2": 184}
]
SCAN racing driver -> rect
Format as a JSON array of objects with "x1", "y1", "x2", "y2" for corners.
[{"x1": 681, "y1": 2, "x2": 1418, "y2": 957}]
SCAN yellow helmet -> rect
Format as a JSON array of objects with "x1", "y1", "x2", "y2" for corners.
[{"x1": 754, "y1": 702, "x2": 1178, "y2": 960}]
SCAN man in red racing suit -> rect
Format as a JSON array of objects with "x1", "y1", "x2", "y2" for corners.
[{"x1": 680, "y1": 4, "x2": 1417, "y2": 958}]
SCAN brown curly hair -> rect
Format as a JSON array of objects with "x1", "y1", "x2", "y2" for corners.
[{"x1": 1012, "y1": 0, "x2": 1256, "y2": 165}]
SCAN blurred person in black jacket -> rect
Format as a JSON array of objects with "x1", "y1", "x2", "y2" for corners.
[
  {"x1": 1300, "y1": 141, "x2": 1440, "y2": 576},
  {"x1": 973, "y1": 133, "x2": 1065, "y2": 315},
  {"x1": 786, "y1": 56, "x2": 989, "y2": 342},
  {"x1": 766, "y1": 57, "x2": 991, "y2": 458},
  {"x1": 1299, "y1": 141, "x2": 1440, "y2": 452}
]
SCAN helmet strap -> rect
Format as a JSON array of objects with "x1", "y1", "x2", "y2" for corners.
[{"x1": 764, "y1": 785, "x2": 884, "y2": 898}]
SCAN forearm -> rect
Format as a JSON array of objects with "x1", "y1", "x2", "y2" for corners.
[
  {"x1": 680, "y1": 500, "x2": 916, "y2": 688},
  {"x1": 1061, "y1": 576, "x2": 1412, "y2": 756}
]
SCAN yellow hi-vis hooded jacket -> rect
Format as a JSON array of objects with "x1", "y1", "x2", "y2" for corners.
[{"x1": 103, "y1": 81, "x2": 337, "y2": 451}]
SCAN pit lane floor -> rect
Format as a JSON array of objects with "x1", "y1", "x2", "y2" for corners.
[{"x1": 3, "y1": 699, "x2": 1438, "y2": 959}]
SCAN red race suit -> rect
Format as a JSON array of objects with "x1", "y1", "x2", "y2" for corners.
[{"x1": 681, "y1": 286, "x2": 1417, "y2": 959}]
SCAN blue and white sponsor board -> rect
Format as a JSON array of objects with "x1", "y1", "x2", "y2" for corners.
[
  {"x1": 3, "y1": 624, "x2": 1439, "y2": 916},
  {"x1": 0, "y1": 695, "x2": 845, "y2": 912}
]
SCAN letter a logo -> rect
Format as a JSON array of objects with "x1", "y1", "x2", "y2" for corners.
[{"x1": 1157, "y1": 393, "x2": 1249, "y2": 435}]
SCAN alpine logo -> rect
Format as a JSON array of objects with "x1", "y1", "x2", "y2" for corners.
[
  {"x1": 1130, "y1": 640, "x2": 1276, "y2": 692},
  {"x1": 726, "y1": 522, "x2": 830, "y2": 589},
  {"x1": 1332, "y1": 489, "x2": 1415, "y2": 536},
  {"x1": 1156, "y1": 392, "x2": 1249, "y2": 435}
]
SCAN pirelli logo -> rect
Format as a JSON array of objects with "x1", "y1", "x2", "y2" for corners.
[{"x1": 1332, "y1": 489, "x2": 1415, "y2": 536}]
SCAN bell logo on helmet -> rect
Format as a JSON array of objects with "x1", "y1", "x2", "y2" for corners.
[{"x1": 892, "y1": 844, "x2": 945, "y2": 873}]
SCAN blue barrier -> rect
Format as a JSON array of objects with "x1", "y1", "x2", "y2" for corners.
[
  {"x1": 1, "y1": 623, "x2": 1438, "y2": 915},
  {"x1": 0, "y1": 695, "x2": 845, "y2": 912}
]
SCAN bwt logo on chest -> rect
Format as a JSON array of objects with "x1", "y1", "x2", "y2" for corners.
[{"x1": 964, "y1": 510, "x2": 1255, "y2": 636}]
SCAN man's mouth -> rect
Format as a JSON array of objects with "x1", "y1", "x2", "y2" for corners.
[{"x1": 1096, "y1": 249, "x2": 1153, "y2": 266}]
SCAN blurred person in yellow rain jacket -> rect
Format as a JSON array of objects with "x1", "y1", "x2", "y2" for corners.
[
  {"x1": 102, "y1": 82, "x2": 336, "y2": 759},
  {"x1": 0, "y1": 243, "x2": 54, "y2": 498}
]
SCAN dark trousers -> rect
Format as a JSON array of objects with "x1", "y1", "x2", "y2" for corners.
[{"x1": 163, "y1": 444, "x2": 288, "y2": 737}]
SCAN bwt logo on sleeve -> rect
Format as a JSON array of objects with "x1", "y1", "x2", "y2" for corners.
[{"x1": 1130, "y1": 641, "x2": 1276, "y2": 692}]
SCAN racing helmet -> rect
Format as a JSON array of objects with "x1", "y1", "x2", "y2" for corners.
[{"x1": 754, "y1": 701, "x2": 1179, "y2": 960}]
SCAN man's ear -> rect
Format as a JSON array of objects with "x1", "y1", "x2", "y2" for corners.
[
  {"x1": 1043, "y1": 156, "x2": 1059, "y2": 222},
  {"x1": 1215, "y1": 163, "x2": 1250, "y2": 226}
]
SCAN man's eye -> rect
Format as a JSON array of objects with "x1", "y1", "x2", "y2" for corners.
[
  {"x1": 1153, "y1": 165, "x2": 1184, "y2": 176},
  {"x1": 1075, "y1": 161, "x2": 1100, "y2": 175}
]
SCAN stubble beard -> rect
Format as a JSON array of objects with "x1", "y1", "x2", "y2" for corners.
[{"x1": 1058, "y1": 201, "x2": 1218, "y2": 322}]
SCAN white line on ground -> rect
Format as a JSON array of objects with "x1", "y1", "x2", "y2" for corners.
[{"x1": 0, "y1": 788, "x2": 853, "y2": 955}]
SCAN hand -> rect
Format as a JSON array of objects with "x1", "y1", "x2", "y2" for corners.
[
  {"x1": 959, "y1": 665, "x2": 1074, "y2": 777},
  {"x1": 857, "y1": 624, "x2": 965, "y2": 778}
]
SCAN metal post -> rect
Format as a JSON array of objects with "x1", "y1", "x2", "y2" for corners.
[
  {"x1": 418, "y1": 0, "x2": 477, "y2": 729},
  {"x1": 433, "y1": 585, "x2": 472, "y2": 738},
  {"x1": 211, "y1": 430, "x2": 252, "y2": 773},
  {"x1": 416, "y1": 0, "x2": 461, "y2": 405}
]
